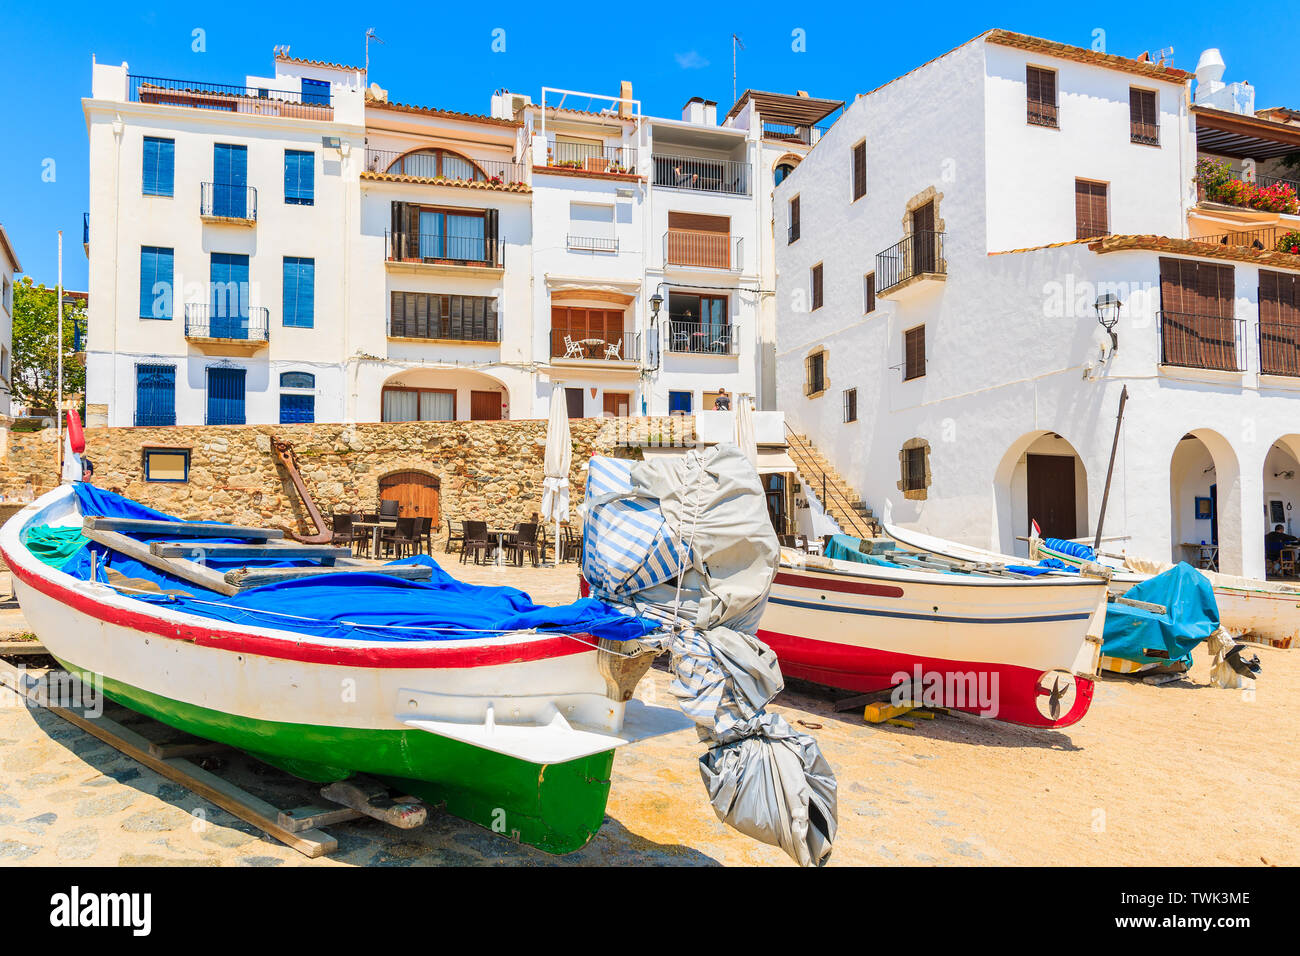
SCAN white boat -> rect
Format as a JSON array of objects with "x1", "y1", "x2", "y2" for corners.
[{"x1": 758, "y1": 547, "x2": 1108, "y2": 728}]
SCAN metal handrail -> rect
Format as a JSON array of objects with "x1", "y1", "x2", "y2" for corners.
[
  {"x1": 364, "y1": 148, "x2": 526, "y2": 186},
  {"x1": 200, "y1": 183, "x2": 258, "y2": 221},
  {"x1": 545, "y1": 142, "x2": 636, "y2": 174},
  {"x1": 184, "y1": 303, "x2": 270, "y2": 342},
  {"x1": 1259, "y1": 317, "x2": 1300, "y2": 377},
  {"x1": 875, "y1": 230, "x2": 946, "y2": 294},
  {"x1": 385, "y1": 230, "x2": 504, "y2": 267},
  {"x1": 783, "y1": 424, "x2": 875, "y2": 539},
  {"x1": 652, "y1": 153, "x2": 750, "y2": 195},
  {"x1": 566, "y1": 234, "x2": 618, "y2": 253},
  {"x1": 1157, "y1": 311, "x2": 1245, "y2": 372},
  {"x1": 130, "y1": 74, "x2": 333, "y2": 119}
]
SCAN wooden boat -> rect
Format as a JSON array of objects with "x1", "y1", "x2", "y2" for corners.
[
  {"x1": 0, "y1": 485, "x2": 689, "y2": 854},
  {"x1": 885, "y1": 524, "x2": 1299, "y2": 650},
  {"x1": 758, "y1": 547, "x2": 1108, "y2": 728}
]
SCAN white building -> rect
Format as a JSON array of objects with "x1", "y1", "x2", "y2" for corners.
[
  {"x1": 0, "y1": 223, "x2": 18, "y2": 416},
  {"x1": 83, "y1": 53, "x2": 838, "y2": 430},
  {"x1": 775, "y1": 29, "x2": 1300, "y2": 579}
]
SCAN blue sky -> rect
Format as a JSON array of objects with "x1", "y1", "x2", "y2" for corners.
[{"x1": 2, "y1": 1, "x2": 1298, "y2": 287}]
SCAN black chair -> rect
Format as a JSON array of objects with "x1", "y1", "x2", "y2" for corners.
[
  {"x1": 416, "y1": 516, "x2": 433, "y2": 555},
  {"x1": 355, "y1": 512, "x2": 379, "y2": 558},
  {"x1": 445, "y1": 519, "x2": 465, "y2": 554},
  {"x1": 507, "y1": 523, "x2": 541, "y2": 567},
  {"x1": 379, "y1": 499, "x2": 400, "y2": 519},
  {"x1": 562, "y1": 523, "x2": 584, "y2": 563},
  {"x1": 330, "y1": 513, "x2": 355, "y2": 548},
  {"x1": 461, "y1": 521, "x2": 493, "y2": 565},
  {"x1": 385, "y1": 517, "x2": 420, "y2": 559},
  {"x1": 779, "y1": 533, "x2": 798, "y2": 549}
]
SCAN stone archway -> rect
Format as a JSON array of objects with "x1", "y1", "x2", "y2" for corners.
[{"x1": 1169, "y1": 428, "x2": 1243, "y2": 573}]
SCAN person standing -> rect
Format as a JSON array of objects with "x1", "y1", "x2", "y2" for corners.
[{"x1": 713, "y1": 388, "x2": 731, "y2": 411}]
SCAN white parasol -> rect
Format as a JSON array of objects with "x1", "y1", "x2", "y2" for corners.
[
  {"x1": 734, "y1": 392, "x2": 758, "y2": 471},
  {"x1": 540, "y1": 391, "x2": 572, "y2": 565}
]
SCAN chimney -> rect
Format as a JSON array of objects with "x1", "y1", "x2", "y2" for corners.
[
  {"x1": 619, "y1": 80, "x2": 633, "y2": 117},
  {"x1": 702, "y1": 99, "x2": 717, "y2": 125},
  {"x1": 682, "y1": 96, "x2": 706, "y2": 124}
]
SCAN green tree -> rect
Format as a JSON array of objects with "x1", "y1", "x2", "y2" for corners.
[{"x1": 11, "y1": 276, "x2": 87, "y2": 415}]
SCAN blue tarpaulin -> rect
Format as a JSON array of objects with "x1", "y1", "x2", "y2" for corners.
[
  {"x1": 821, "y1": 534, "x2": 905, "y2": 567},
  {"x1": 56, "y1": 484, "x2": 659, "y2": 644},
  {"x1": 1100, "y1": 562, "x2": 1221, "y2": 667}
]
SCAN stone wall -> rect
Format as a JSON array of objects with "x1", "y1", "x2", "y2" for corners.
[{"x1": 0, "y1": 416, "x2": 699, "y2": 540}]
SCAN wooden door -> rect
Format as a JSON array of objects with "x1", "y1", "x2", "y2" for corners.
[
  {"x1": 911, "y1": 202, "x2": 936, "y2": 274},
  {"x1": 470, "y1": 390, "x2": 502, "y2": 420},
  {"x1": 602, "y1": 391, "x2": 631, "y2": 417},
  {"x1": 565, "y1": 387, "x2": 585, "y2": 418},
  {"x1": 1026, "y1": 454, "x2": 1077, "y2": 540},
  {"x1": 379, "y1": 471, "x2": 440, "y2": 521}
]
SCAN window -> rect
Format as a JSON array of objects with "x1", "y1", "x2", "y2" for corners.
[
  {"x1": 284, "y1": 150, "x2": 315, "y2": 205},
  {"x1": 391, "y1": 292, "x2": 500, "y2": 342},
  {"x1": 666, "y1": 293, "x2": 730, "y2": 353},
  {"x1": 206, "y1": 367, "x2": 246, "y2": 425},
  {"x1": 1260, "y1": 270, "x2": 1300, "y2": 376},
  {"x1": 389, "y1": 202, "x2": 497, "y2": 265},
  {"x1": 142, "y1": 137, "x2": 175, "y2": 197},
  {"x1": 851, "y1": 142, "x2": 866, "y2": 201},
  {"x1": 788, "y1": 196, "x2": 800, "y2": 243},
  {"x1": 211, "y1": 144, "x2": 249, "y2": 218},
  {"x1": 565, "y1": 387, "x2": 585, "y2": 419},
  {"x1": 1026, "y1": 66, "x2": 1058, "y2": 128},
  {"x1": 1159, "y1": 257, "x2": 1238, "y2": 371},
  {"x1": 774, "y1": 162, "x2": 796, "y2": 186},
  {"x1": 804, "y1": 349, "x2": 827, "y2": 396},
  {"x1": 864, "y1": 273, "x2": 876, "y2": 314},
  {"x1": 282, "y1": 257, "x2": 315, "y2": 328},
  {"x1": 899, "y1": 441, "x2": 930, "y2": 498},
  {"x1": 209, "y1": 252, "x2": 250, "y2": 336},
  {"x1": 301, "y1": 78, "x2": 331, "y2": 105},
  {"x1": 568, "y1": 202, "x2": 616, "y2": 251},
  {"x1": 669, "y1": 390, "x2": 693, "y2": 414},
  {"x1": 1, "y1": 346, "x2": 9, "y2": 382},
  {"x1": 135, "y1": 364, "x2": 176, "y2": 426},
  {"x1": 382, "y1": 386, "x2": 455, "y2": 422},
  {"x1": 1129, "y1": 88, "x2": 1159, "y2": 145},
  {"x1": 904, "y1": 325, "x2": 926, "y2": 380},
  {"x1": 280, "y1": 394, "x2": 315, "y2": 424},
  {"x1": 139, "y1": 246, "x2": 174, "y2": 319},
  {"x1": 1074, "y1": 179, "x2": 1109, "y2": 240},
  {"x1": 383, "y1": 148, "x2": 488, "y2": 183},
  {"x1": 843, "y1": 388, "x2": 857, "y2": 423},
  {"x1": 143, "y1": 447, "x2": 189, "y2": 482},
  {"x1": 281, "y1": 371, "x2": 315, "y2": 389},
  {"x1": 811, "y1": 263, "x2": 824, "y2": 311}
]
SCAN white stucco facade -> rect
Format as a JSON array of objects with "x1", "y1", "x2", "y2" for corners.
[
  {"x1": 0, "y1": 224, "x2": 19, "y2": 417},
  {"x1": 774, "y1": 29, "x2": 1300, "y2": 580}
]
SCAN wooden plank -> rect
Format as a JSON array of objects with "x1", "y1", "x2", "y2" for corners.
[
  {"x1": 151, "y1": 542, "x2": 349, "y2": 562},
  {"x1": 147, "y1": 738, "x2": 234, "y2": 760},
  {"x1": 0, "y1": 640, "x2": 48, "y2": 656},
  {"x1": 0, "y1": 660, "x2": 336, "y2": 858},
  {"x1": 225, "y1": 564, "x2": 433, "y2": 588},
  {"x1": 84, "y1": 516, "x2": 283, "y2": 541},
  {"x1": 279, "y1": 804, "x2": 365, "y2": 834},
  {"x1": 84, "y1": 528, "x2": 238, "y2": 596}
]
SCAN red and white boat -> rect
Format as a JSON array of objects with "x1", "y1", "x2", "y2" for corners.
[{"x1": 757, "y1": 550, "x2": 1108, "y2": 728}]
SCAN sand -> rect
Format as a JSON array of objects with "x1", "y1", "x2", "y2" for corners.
[{"x1": 1, "y1": 560, "x2": 1296, "y2": 866}]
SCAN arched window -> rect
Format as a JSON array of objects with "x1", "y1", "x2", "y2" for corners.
[
  {"x1": 280, "y1": 371, "x2": 315, "y2": 389},
  {"x1": 774, "y1": 162, "x2": 797, "y2": 186},
  {"x1": 385, "y1": 149, "x2": 486, "y2": 183}
]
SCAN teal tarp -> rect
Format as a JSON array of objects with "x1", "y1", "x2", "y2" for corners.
[
  {"x1": 1101, "y1": 562, "x2": 1220, "y2": 667},
  {"x1": 820, "y1": 534, "x2": 902, "y2": 567}
]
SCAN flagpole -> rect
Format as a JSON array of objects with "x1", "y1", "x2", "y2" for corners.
[{"x1": 56, "y1": 230, "x2": 64, "y2": 475}]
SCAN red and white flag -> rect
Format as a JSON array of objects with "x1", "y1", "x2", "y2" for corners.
[{"x1": 1031, "y1": 519, "x2": 1042, "y2": 538}]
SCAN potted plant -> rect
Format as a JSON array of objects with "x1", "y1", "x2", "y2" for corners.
[{"x1": 1277, "y1": 229, "x2": 1300, "y2": 256}]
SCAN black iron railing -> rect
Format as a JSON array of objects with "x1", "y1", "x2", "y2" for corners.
[
  {"x1": 652, "y1": 154, "x2": 750, "y2": 195},
  {"x1": 1158, "y1": 311, "x2": 1245, "y2": 372},
  {"x1": 1192, "y1": 226, "x2": 1282, "y2": 251},
  {"x1": 385, "y1": 230, "x2": 504, "y2": 267},
  {"x1": 784, "y1": 424, "x2": 876, "y2": 539},
  {"x1": 551, "y1": 328, "x2": 639, "y2": 362},
  {"x1": 1130, "y1": 120, "x2": 1159, "y2": 146},
  {"x1": 129, "y1": 74, "x2": 333, "y2": 119},
  {"x1": 876, "y1": 231, "x2": 946, "y2": 294},
  {"x1": 667, "y1": 320, "x2": 738, "y2": 355},
  {"x1": 389, "y1": 312, "x2": 501, "y2": 343},
  {"x1": 364, "y1": 148, "x2": 527, "y2": 186},
  {"x1": 1260, "y1": 318, "x2": 1300, "y2": 376},
  {"x1": 544, "y1": 142, "x2": 636, "y2": 174},
  {"x1": 184, "y1": 303, "x2": 270, "y2": 342},
  {"x1": 761, "y1": 122, "x2": 830, "y2": 146},
  {"x1": 1027, "y1": 102, "x2": 1058, "y2": 128},
  {"x1": 200, "y1": 183, "x2": 258, "y2": 221}
]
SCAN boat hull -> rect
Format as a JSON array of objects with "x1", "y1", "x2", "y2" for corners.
[{"x1": 759, "y1": 562, "x2": 1105, "y2": 728}]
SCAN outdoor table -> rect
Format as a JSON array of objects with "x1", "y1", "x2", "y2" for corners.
[
  {"x1": 353, "y1": 519, "x2": 397, "y2": 556},
  {"x1": 1181, "y1": 542, "x2": 1219, "y2": 571},
  {"x1": 488, "y1": 528, "x2": 514, "y2": 566},
  {"x1": 579, "y1": 338, "x2": 604, "y2": 359}
]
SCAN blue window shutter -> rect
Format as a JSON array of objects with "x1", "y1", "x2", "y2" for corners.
[
  {"x1": 301, "y1": 78, "x2": 330, "y2": 105},
  {"x1": 283, "y1": 257, "x2": 314, "y2": 328},
  {"x1": 139, "y1": 246, "x2": 173, "y2": 319},
  {"x1": 282, "y1": 257, "x2": 298, "y2": 326},
  {"x1": 135, "y1": 364, "x2": 176, "y2": 426},
  {"x1": 210, "y1": 253, "x2": 249, "y2": 337},
  {"x1": 284, "y1": 150, "x2": 314, "y2": 205},
  {"x1": 142, "y1": 137, "x2": 174, "y2": 196},
  {"x1": 213, "y1": 144, "x2": 248, "y2": 217},
  {"x1": 279, "y1": 393, "x2": 315, "y2": 424},
  {"x1": 207, "y1": 367, "x2": 247, "y2": 425}
]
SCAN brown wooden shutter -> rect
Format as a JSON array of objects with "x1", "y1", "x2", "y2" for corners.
[
  {"x1": 1027, "y1": 67, "x2": 1057, "y2": 127},
  {"x1": 1260, "y1": 270, "x2": 1300, "y2": 375},
  {"x1": 484, "y1": 208, "x2": 499, "y2": 266},
  {"x1": 789, "y1": 196, "x2": 800, "y2": 242},
  {"x1": 904, "y1": 325, "x2": 925, "y2": 380},
  {"x1": 852, "y1": 142, "x2": 866, "y2": 200},
  {"x1": 391, "y1": 201, "x2": 409, "y2": 259},
  {"x1": 1129, "y1": 88, "x2": 1158, "y2": 144},
  {"x1": 1159, "y1": 258, "x2": 1237, "y2": 369},
  {"x1": 865, "y1": 273, "x2": 876, "y2": 313},
  {"x1": 811, "y1": 263, "x2": 824, "y2": 310},
  {"x1": 1075, "y1": 180, "x2": 1108, "y2": 239}
]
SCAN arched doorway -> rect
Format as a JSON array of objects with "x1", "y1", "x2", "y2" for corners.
[
  {"x1": 1169, "y1": 429, "x2": 1241, "y2": 573},
  {"x1": 379, "y1": 471, "x2": 441, "y2": 522},
  {"x1": 994, "y1": 431, "x2": 1089, "y2": 555},
  {"x1": 1262, "y1": 435, "x2": 1300, "y2": 577},
  {"x1": 379, "y1": 369, "x2": 510, "y2": 422}
]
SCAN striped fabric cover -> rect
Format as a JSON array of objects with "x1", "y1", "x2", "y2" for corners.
[{"x1": 582, "y1": 456, "x2": 692, "y2": 600}]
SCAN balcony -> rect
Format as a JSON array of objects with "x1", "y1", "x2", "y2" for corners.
[
  {"x1": 389, "y1": 312, "x2": 501, "y2": 344},
  {"x1": 566, "y1": 234, "x2": 618, "y2": 253},
  {"x1": 129, "y1": 74, "x2": 333, "y2": 120},
  {"x1": 761, "y1": 122, "x2": 828, "y2": 146},
  {"x1": 666, "y1": 320, "x2": 738, "y2": 356},
  {"x1": 1192, "y1": 226, "x2": 1288, "y2": 252},
  {"x1": 550, "y1": 328, "x2": 639, "y2": 364},
  {"x1": 1158, "y1": 312, "x2": 1245, "y2": 372},
  {"x1": 1260, "y1": 318, "x2": 1300, "y2": 377},
  {"x1": 652, "y1": 154, "x2": 750, "y2": 195},
  {"x1": 364, "y1": 148, "x2": 527, "y2": 188},
  {"x1": 1195, "y1": 159, "x2": 1300, "y2": 216},
  {"x1": 200, "y1": 183, "x2": 258, "y2": 224},
  {"x1": 184, "y1": 304, "x2": 270, "y2": 349},
  {"x1": 385, "y1": 231, "x2": 504, "y2": 270},
  {"x1": 542, "y1": 142, "x2": 637, "y2": 176},
  {"x1": 664, "y1": 230, "x2": 743, "y2": 271},
  {"x1": 876, "y1": 231, "x2": 947, "y2": 296}
]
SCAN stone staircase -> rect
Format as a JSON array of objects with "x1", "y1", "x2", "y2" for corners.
[{"x1": 784, "y1": 429, "x2": 880, "y2": 539}]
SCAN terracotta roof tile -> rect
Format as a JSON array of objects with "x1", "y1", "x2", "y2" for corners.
[
  {"x1": 985, "y1": 30, "x2": 1191, "y2": 82},
  {"x1": 1088, "y1": 233, "x2": 1300, "y2": 267},
  {"x1": 366, "y1": 96, "x2": 522, "y2": 128},
  {"x1": 359, "y1": 170, "x2": 531, "y2": 194},
  {"x1": 274, "y1": 54, "x2": 364, "y2": 73}
]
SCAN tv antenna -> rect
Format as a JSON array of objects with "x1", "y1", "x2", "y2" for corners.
[
  {"x1": 732, "y1": 33, "x2": 745, "y2": 107},
  {"x1": 365, "y1": 28, "x2": 384, "y2": 75}
]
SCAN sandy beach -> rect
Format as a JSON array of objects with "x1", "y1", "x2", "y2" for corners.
[{"x1": 1, "y1": 561, "x2": 1296, "y2": 867}]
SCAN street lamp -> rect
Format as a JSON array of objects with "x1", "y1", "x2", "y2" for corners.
[{"x1": 1095, "y1": 292, "x2": 1122, "y2": 352}]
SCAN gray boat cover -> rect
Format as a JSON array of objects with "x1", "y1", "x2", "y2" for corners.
[{"x1": 583, "y1": 443, "x2": 838, "y2": 866}]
